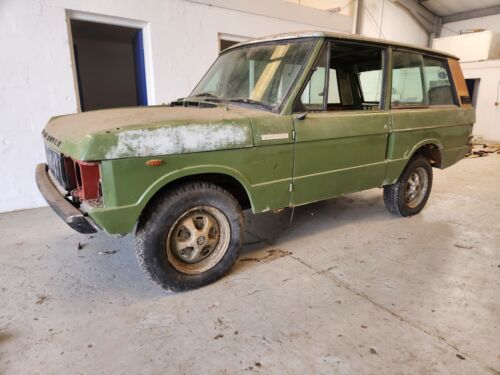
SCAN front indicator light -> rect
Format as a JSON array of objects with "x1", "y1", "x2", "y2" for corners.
[{"x1": 145, "y1": 159, "x2": 164, "y2": 167}]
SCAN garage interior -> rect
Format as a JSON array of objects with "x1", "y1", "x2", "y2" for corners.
[
  {"x1": 71, "y1": 20, "x2": 148, "y2": 111},
  {"x1": 1, "y1": 0, "x2": 499, "y2": 374}
]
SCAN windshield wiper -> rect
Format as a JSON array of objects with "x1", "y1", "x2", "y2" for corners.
[
  {"x1": 228, "y1": 98, "x2": 273, "y2": 110},
  {"x1": 193, "y1": 92, "x2": 220, "y2": 99}
]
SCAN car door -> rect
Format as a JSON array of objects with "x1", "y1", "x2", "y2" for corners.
[
  {"x1": 386, "y1": 50, "x2": 470, "y2": 181},
  {"x1": 291, "y1": 40, "x2": 390, "y2": 206}
]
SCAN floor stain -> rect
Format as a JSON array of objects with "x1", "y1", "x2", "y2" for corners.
[{"x1": 239, "y1": 249, "x2": 292, "y2": 263}]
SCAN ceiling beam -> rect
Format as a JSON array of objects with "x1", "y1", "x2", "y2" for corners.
[
  {"x1": 390, "y1": 0, "x2": 438, "y2": 34},
  {"x1": 391, "y1": 0, "x2": 443, "y2": 47},
  {"x1": 443, "y1": 5, "x2": 500, "y2": 24}
]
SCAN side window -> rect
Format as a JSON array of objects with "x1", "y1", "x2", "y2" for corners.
[
  {"x1": 299, "y1": 46, "x2": 327, "y2": 111},
  {"x1": 295, "y1": 41, "x2": 384, "y2": 112},
  {"x1": 359, "y1": 70, "x2": 383, "y2": 102},
  {"x1": 391, "y1": 51, "x2": 425, "y2": 107},
  {"x1": 423, "y1": 56, "x2": 455, "y2": 105},
  {"x1": 329, "y1": 43, "x2": 383, "y2": 110},
  {"x1": 327, "y1": 68, "x2": 340, "y2": 104}
]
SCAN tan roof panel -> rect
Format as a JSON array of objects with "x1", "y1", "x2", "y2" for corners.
[{"x1": 224, "y1": 31, "x2": 458, "y2": 59}]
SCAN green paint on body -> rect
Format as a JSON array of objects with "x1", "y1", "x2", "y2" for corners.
[{"x1": 41, "y1": 35, "x2": 475, "y2": 234}]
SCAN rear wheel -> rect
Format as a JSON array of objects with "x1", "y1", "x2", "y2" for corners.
[
  {"x1": 136, "y1": 182, "x2": 243, "y2": 292},
  {"x1": 383, "y1": 155, "x2": 433, "y2": 217}
]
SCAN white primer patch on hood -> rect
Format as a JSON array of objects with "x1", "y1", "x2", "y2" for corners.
[{"x1": 105, "y1": 123, "x2": 250, "y2": 159}]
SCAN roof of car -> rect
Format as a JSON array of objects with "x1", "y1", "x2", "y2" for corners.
[{"x1": 224, "y1": 31, "x2": 457, "y2": 59}]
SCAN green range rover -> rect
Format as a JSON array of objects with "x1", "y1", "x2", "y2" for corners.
[{"x1": 36, "y1": 32, "x2": 474, "y2": 291}]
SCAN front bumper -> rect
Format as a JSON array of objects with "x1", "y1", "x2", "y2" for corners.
[{"x1": 35, "y1": 163, "x2": 97, "y2": 234}]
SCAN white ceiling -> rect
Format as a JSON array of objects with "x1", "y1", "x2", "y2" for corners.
[{"x1": 420, "y1": 0, "x2": 500, "y2": 17}]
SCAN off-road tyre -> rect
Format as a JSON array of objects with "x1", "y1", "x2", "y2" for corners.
[
  {"x1": 136, "y1": 182, "x2": 244, "y2": 292},
  {"x1": 383, "y1": 155, "x2": 433, "y2": 217}
]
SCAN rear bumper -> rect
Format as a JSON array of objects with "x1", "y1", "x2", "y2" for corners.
[{"x1": 35, "y1": 163, "x2": 97, "y2": 234}]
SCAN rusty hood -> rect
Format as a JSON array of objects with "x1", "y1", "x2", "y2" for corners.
[{"x1": 43, "y1": 105, "x2": 255, "y2": 161}]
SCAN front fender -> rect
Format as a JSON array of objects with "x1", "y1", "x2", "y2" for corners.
[
  {"x1": 86, "y1": 154, "x2": 257, "y2": 235},
  {"x1": 139, "y1": 164, "x2": 255, "y2": 211}
]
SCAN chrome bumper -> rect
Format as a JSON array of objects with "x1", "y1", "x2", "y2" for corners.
[{"x1": 35, "y1": 163, "x2": 97, "y2": 234}]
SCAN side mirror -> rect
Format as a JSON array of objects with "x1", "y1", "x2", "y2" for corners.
[{"x1": 295, "y1": 112, "x2": 308, "y2": 121}]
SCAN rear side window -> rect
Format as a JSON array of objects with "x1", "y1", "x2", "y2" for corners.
[
  {"x1": 391, "y1": 51, "x2": 456, "y2": 108},
  {"x1": 391, "y1": 52, "x2": 425, "y2": 107},
  {"x1": 423, "y1": 56, "x2": 455, "y2": 105}
]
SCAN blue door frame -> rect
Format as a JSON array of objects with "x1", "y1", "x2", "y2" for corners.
[{"x1": 133, "y1": 29, "x2": 148, "y2": 106}]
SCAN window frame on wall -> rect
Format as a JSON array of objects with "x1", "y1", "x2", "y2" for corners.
[
  {"x1": 293, "y1": 39, "x2": 388, "y2": 113},
  {"x1": 390, "y1": 48, "x2": 459, "y2": 110}
]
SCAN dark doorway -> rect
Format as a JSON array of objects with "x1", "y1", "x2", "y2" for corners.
[
  {"x1": 465, "y1": 78, "x2": 480, "y2": 108},
  {"x1": 71, "y1": 20, "x2": 148, "y2": 111}
]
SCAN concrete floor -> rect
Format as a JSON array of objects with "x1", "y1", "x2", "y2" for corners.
[{"x1": 1, "y1": 155, "x2": 499, "y2": 374}]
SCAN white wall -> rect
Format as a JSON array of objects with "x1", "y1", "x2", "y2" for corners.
[
  {"x1": 441, "y1": 13, "x2": 500, "y2": 37},
  {"x1": 284, "y1": 0, "x2": 356, "y2": 16},
  {"x1": 433, "y1": 31, "x2": 500, "y2": 62},
  {"x1": 0, "y1": 0, "x2": 352, "y2": 213},
  {"x1": 440, "y1": 14, "x2": 500, "y2": 142},
  {"x1": 461, "y1": 60, "x2": 500, "y2": 142},
  {"x1": 361, "y1": 0, "x2": 429, "y2": 47}
]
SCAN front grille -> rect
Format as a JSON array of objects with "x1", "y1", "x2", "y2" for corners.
[{"x1": 45, "y1": 145, "x2": 70, "y2": 191}]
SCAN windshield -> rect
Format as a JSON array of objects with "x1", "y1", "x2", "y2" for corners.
[{"x1": 190, "y1": 40, "x2": 314, "y2": 110}]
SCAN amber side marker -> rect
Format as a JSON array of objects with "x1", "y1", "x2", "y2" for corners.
[{"x1": 145, "y1": 159, "x2": 163, "y2": 166}]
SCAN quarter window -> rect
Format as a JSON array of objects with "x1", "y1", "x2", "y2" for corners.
[
  {"x1": 391, "y1": 51, "x2": 456, "y2": 108},
  {"x1": 423, "y1": 56, "x2": 455, "y2": 105}
]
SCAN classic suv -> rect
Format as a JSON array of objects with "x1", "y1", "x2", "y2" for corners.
[{"x1": 36, "y1": 32, "x2": 474, "y2": 291}]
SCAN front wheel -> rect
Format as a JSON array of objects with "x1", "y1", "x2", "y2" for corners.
[
  {"x1": 136, "y1": 182, "x2": 244, "y2": 292},
  {"x1": 383, "y1": 155, "x2": 433, "y2": 217}
]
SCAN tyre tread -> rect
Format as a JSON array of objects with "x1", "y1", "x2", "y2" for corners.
[
  {"x1": 383, "y1": 155, "x2": 433, "y2": 217},
  {"x1": 135, "y1": 181, "x2": 242, "y2": 292}
]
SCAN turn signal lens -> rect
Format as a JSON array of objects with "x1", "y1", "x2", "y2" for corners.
[
  {"x1": 145, "y1": 159, "x2": 163, "y2": 167},
  {"x1": 72, "y1": 160, "x2": 100, "y2": 201}
]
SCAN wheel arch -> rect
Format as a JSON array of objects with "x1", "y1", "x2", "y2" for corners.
[
  {"x1": 383, "y1": 139, "x2": 443, "y2": 187},
  {"x1": 407, "y1": 139, "x2": 443, "y2": 169},
  {"x1": 138, "y1": 167, "x2": 254, "y2": 222}
]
